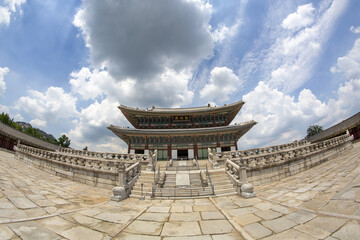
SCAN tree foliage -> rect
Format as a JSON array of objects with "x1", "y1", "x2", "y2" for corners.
[
  {"x1": 0, "y1": 112, "x2": 23, "y2": 131},
  {"x1": 58, "y1": 134, "x2": 71, "y2": 148},
  {"x1": 307, "y1": 125, "x2": 323, "y2": 137}
]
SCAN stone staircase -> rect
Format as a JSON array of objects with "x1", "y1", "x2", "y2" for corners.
[
  {"x1": 129, "y1": 171, "x2": 154, "y2": 199},
  {"x1": 209, "y1": 169, "x2": 238, "y2": 196},
  {"x1": 129, "y1": 167, "x2": 237, "y2": 199}
]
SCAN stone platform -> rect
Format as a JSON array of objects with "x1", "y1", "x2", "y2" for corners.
[{"x1": 1, "y1": 141, "x2": 360, "y2": 239}]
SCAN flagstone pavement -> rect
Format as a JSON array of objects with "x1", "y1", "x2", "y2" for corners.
[{"x1": 0, "y1": 141, "x2": 360, "y2": 239}]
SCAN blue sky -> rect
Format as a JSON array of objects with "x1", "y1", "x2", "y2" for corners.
[{"x1": 0, "y1": 0, "x2": 359, "y2": 152}]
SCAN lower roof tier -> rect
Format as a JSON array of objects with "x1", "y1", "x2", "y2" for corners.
[{"x1": 108, "y1": 120, "x2": 257, "y2": 145}]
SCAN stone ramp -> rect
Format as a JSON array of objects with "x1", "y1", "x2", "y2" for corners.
[{"x1": 130, "y1": 167, "x2": 237, "y2": 199}]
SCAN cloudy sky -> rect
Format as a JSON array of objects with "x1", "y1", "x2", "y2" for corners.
[{"x1": 0, "y1": 0, "x2": 359, "y2": 152}]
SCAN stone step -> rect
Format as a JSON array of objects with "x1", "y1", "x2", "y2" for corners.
[
  {"x1": 214, "y1": 183, "x2": 233, "y2": 190},
  {"x1": 214, "y1": 187, "x2": 237, "y2": 195}
]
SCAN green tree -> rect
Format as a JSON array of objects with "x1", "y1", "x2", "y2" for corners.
[
  {"x1": 307, "y1": 125, "x2": 323, "y2": 137},
  {"x1": 0, "y1": 112, "x2": 23, "y2": 131},
  {"x1": 58, "y1": 134, "x2": 71, "y2": 148}
]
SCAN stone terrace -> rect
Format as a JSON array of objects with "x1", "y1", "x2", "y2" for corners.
[{"x1": 0, "y1": 142, "x2": 360, "y2": 239}]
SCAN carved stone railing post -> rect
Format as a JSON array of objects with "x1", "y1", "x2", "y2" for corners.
[{"x1": 111, "y1": 164, "x2": 127, "y2": 202}]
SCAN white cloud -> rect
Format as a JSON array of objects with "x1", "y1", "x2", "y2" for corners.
[
  {"x1": 0, "y1": 6, "x2": 11, "y2": 26},
  {"x1": 200, "y1": 67, "x2": 241, "y2": 102},
  {"x1": 0, "y1": 67, "x2": 9, "y2": 95},
  {"x1": 68, "y1": 97, "x2": 127, "y2": 152},
  {"x1": 70, "y1": 67, "x2": 194, "y2": 108},
  {"x1": 282, "y1": 3, "x2": 315, "y2": 31},
  {"x1": 0, "y1": 0, "x2": 26, "y2": 26},
  {"x1": 330, "y1": 38, "x2": 360, "y2": 80},
  {"x1": 30, "y1": 119, "x2": 47, "y2": 128},
  {"x1": 4, "y1": 0, "x2": 26, "y2": 12},
  {"x1": 236, "y1": 77, "x2": 358, "y2": 149},
  {"x1": 213, "y1": 20, "x2": 241, "y2": 43},
  {"x1": 16, "y1": 87, "x2": 78, "y2": 122},
  {"x1": 267, "y1": 0, "x2": 349, "y2": 93},
  {"x1": 350, "y1": 26, "x2": 360, "y2": 34}
]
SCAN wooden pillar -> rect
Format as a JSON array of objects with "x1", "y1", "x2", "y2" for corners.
[
  {"x1": 194, "y1": 134, "x2": 198, "y2": 160},
  {"x1": 168, "y1": 136, "x2": 171, "y2": 160},
  {"x1": 145, "y1": 136, "x2": 148, "y2": 150}
]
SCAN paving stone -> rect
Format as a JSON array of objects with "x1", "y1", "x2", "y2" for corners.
[
  {"x1": 162, "y1": 235, "x2": 213, "y2": 240},
  {"x1": 72, "y1": 213, "x2": 102, "y2": 226},
  {"x1": 125, "y1": 220, "x2": 163, "y2": 235},
  {"x1": 227, "y1": 207, "x2": 258, "y2": 216},
  {"x1": 37, "y1": 216, "x2": 75, "y2": 235},
  {"x1": 9, "y1": 221, "x2": 62, "y2": 240},
  {"x1": 0, "y1": 198, "x2": 15, "y2": 209},
  {"x1": 161, "y1": 221, "x2": 201, "y2": 236},
  {"x1": 114, "y1": 232, "x2": 161, "y2": 240},
  {"x1": 94, "y1": 212, "x2": 133, "y2": 223},
  {"x1": 61, "y1": 226, "x2": 104, "y2": 240},
  {"x1": 199, "y1": 220, "x2": 233, "y2": 235},
  {"x1": 262, "y1": 229, "x2": 317, "y2": 240},
  {"x1": 91, "y1": 221, "x2": 123, "y2": 237},
  {"x1": 262, "y1": 216, "x2": 297, "y2": 233},
  {"x1": 0, "y1": 209, "x2": 28, "y2": 219},
  {"x1": 193, "y1": 205, "x2": 217, "y2": 212},
  {"x1": 201, "y1": 211, "x2": 225, "y2": 220},
  {"x1": 254, "y1": 209, "x2": 282, "y2": 220},
  {"x1": 211, "y1": 232, "x2": 245, "y2": 240},
  {"x1": 306, "y1": 216, "x2": 347, "y2": 233},
  {"x1": 78, "y1": 208, "x2": 102, "y2": 217},
  {"x1": 162, "y1": 235, "x2": 211, "y2": 240},
  {"x1": 243, "y1": 222, "x2": 272, "y2": 239},
  {"x1": 254, "y1": 202, "x2": 273, "y2": 210},
  {"x1": 0, "y1": 225, "x2": 16, "y2": 240},
  {"x1": 138, "y1": 212, "x2": 170, "y2": 222},
  {"x1": 169, "y1": 212, "x2": 201, "y2": 221},
  {"x1": 7, "y1": 196, "x2": 37, "y2": 209},
  {"x1": 147, "y1": 206, "x2": 170, "y2": 213},
  {"x1": 234, "y1": 213, "x2": 261, "y2": 226},
  {"x1": 295, "y1": 223, "x2": 331, "y2": 239},
  {"x1": 285, "y1": 210, "x2": 316, "y2": 224},
  {"x1": 170, "y1": 205, "x2": 184, "y2": 213},
  {"x1": 332, "y1": 220, "x2": 360, "y2": 240}
]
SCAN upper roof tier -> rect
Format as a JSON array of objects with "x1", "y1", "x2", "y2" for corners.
[{"x1": 119, "y1": 100, "x2": 245, "y2": 129}]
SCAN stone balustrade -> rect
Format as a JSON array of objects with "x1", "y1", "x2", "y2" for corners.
[
  {"x1": 14, "y1": 144, "x2": 151, "y2": 191},
  {"x1": 224, "y1": 134, "x2": 353, "y2": 187}
]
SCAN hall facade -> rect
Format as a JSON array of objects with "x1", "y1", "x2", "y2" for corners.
[{"x1": 108, "y1": 101, "x2": 256, "y2": 160}]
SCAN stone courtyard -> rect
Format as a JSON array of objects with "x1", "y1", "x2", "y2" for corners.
[{"x1": 0, "y1": 142, "x2": 360, "y2": 239}]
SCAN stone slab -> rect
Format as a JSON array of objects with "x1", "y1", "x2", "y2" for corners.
[
  {"x1": 332, "y1": 220, "x2": 360, "y2": 240},
  {"x1": 161, "y1": 221, "x2": 201, "y2": 236},
  {"x1": 114, "y1": 232, "x2": 161, "y2": 240},
  {"x1": 147, "y1": 206, "x2": 171, "y2": 213},
  {"x1": 169, "y1": 212, "x2": 201, "y2": 221},
  {"x1": 262, "y1": 216, "x2": 297, "y2": 233},
  {"x1": 7, "y1": 196, "x2": 37, "y2": 209},
  {"x1": 138, "y1": 213, "x2": 170, "y2": 222},
  {"x1": 262, "y1": 229, "x2": 317, "y2": 240},
  {"x1": 0, "y1": 225, "x2": 16, "y2": 240},
  {"x1": 163, "y1": 236, "x2": 212, "y2": 240},
  {"x1": 201, "y1": 211, "x2": 225, "y2": 220},
  {"x1": 176, "y1": 173, "x2": 190, "y2": 187},
  {"x1": 243, "y1": 222, "x2": 272, "y2": 239},
  {"x1": 234, "y1": 213, "x2": 261, "y2": 226},
  {"x1": 9, "y1": 222, "x2": 62, "y2": 240},
  {"x1": 94, "y1": 212, "x2": 132, "y2": 224},
  {"x1": 199, "y1": 220, "x2": 233, "y2": 234},
  {"x1": 254, "y1": 209, "x2": 282, "y2": 220},
  {"x1": 285, "y1": 210, "x2": 316, "y2": 224},
  {"x1": 61, "y1": 226, "x2": 104, "y2": 240},
  {"x1": 125, "y1": 220, "x2": 163, "y2": 235}
]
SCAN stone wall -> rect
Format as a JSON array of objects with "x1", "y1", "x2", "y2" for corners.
[
  {"x1": 14, "y1": 144, "x2": 150, "y2": 189},
  {"x1": 223, "y1": 134, "x2": 353, "y2": 186}
]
